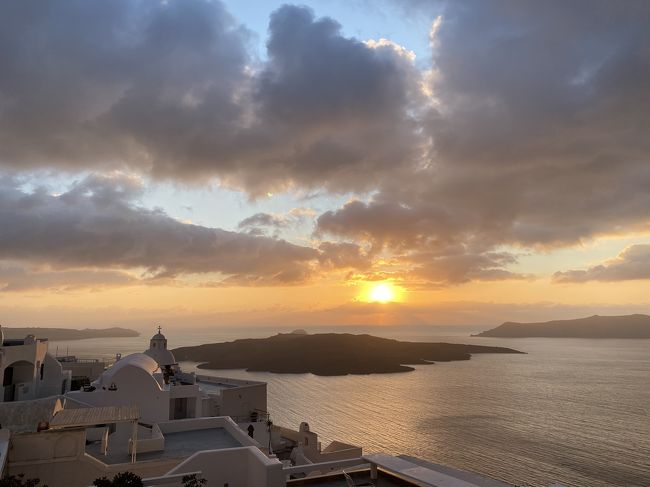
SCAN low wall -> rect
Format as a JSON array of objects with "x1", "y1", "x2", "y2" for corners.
[
  {"x1": 158, "y1": 416, "x2": 260, "y2": 449},
  {"x1": 306, "y1": 446, "x2": 363, "y2": 464},
  {"x1": 9, "y1": 430, "x2": 85, "y2": 464},
  {"x1": 10, "y1": 452, "x2": 180, "y2": 487},
  {"x1": 165, "y1": 446, "x2": 284, "y2": 487},
  {"x1": 238, "y1": 420, "x2": 271, "y2": 450},
  {"x1": 7, "y1": 430, "x2": 180, "y2": 487},
  {"x1": 130, "y1": 424, "x2": 164, "y2": 455},
  {"x1": 274, "y1": 425, "x2": 319, "y2": 455},
  {"x1": 157, "y1": 416, "x2": 227, "y2": 434},
  {"x1": 220, "y1": 383, "x2": 267, "y2": 421},
  {"x1": 196, "y1": 375, "x2": 265, "y2": 388}
]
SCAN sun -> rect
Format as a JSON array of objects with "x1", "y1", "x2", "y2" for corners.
[{"x1": 369, "y1": 283, "x2": 396, "y2": 303}]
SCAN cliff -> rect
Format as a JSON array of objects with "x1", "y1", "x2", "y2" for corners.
[
  {"x1": 173, "y1": 332, "x2": 523, "y2": 376},
  {"x1": 474, "y1": 314, "x2": 650, "y2": 338}
]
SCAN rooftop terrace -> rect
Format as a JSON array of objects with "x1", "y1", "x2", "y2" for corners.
[{"x1": 87, "y1": 427, "x2": 241, "y2": 465}]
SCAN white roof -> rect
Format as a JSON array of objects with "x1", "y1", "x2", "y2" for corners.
[
  {"x1": 97, "y1": 353, "x2": 160, "y2": 386},
  {"x1": 364, "y1": 453, "x2": 491, "y2": 487},
  {"x1": 144, "y1": 347, "x2": 177, "y2": 366}
]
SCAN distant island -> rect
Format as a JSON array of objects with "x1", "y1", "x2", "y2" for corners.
[
  {"x1": 1, "y1": 327, "x2": 140, "y2": 341},
  {"x1": 474, "y1": 314, "x2": 650, "y2": 338},
  {"x1": 172, "y1": 333, "x2": 523, "y2": 376}
]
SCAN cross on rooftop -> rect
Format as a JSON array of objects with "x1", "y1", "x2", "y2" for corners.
[{"x1": 157, "y1": 325, "x2": 162, "y2": 334}]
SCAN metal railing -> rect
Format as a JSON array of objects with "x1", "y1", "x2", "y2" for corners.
[
  {"x1": 230, "y1": 409, "x2": 271, "y2": 423},
  {"x1": 56, "y1": 356, "x2": 107, "y2": 364}
]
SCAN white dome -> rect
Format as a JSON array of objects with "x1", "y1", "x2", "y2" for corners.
[
  {"x1": 145, "y1": 326, "x2": 176, "y2": 366},
  {"x1": 144, "y1": 347, "x2": 177, "y2": 367},
  {"x1": 94, "y1": 353, "x2": 160, "y2": 388}
]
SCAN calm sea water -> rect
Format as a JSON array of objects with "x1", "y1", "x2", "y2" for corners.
[{"x1": 49, "y1": 326, "x2": 650, "y2": 487}]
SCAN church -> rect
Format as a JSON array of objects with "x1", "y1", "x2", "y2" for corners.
[{"x1": 67, "y1": 327, "x2": 266, "y2": 423}]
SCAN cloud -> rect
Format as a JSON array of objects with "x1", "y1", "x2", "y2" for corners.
[
  {"x1": 318, "y1": 242, "x2": 372, "y2": 270},
  {"x1": 317, "y1": 199, "x2": 457, "y2": 250},
  {"x1": 238, "y1": 213, "x2": 288, "y2": 230},
  {"x1": 0, "y1": 174, "x2": 318, "y2": 285},
  {"x1": 238, "y1": 213, "x2": 289, "y2": 237},
  {"x1": 1, "y1": 1, "x2": 649, "y2": 289},
  {"x1": 237, "y1": 207, "x2": 315, "y2": 236},
  {"x1": 0, "y1": 1, "x2": 424, "y2": 194},
  {"x1": 0, "y1": 0, "x2": 250, "y2": 174},
  {"x1": 407, "y1": 251, "x2": 528, "y2": 285},
  {"x1": 316, "y1": 199, "x2": 528, "y2": 284},
  {"x1": 553, "y1": 244, "x2": 650, "y2": 283},
  {"x1": 316, "y1": 1, "x2": 650, "y2": 282},
  {"x1": 216, "y1": 4, "x2": 427, "y2": 193},
  {"x1": 0, "y1": 263, "x2": 135, "y2": 292}
]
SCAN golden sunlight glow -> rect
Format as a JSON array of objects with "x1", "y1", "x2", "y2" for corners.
[{"x1": 368, "y1": 283, "x2": 397, "y2": 303}]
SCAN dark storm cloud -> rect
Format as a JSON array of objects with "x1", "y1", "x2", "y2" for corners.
[
  {"x1": 0, "y1": 1, "x2": 423, "y2": 193},
  {"x1": 0, "y1": 175, "x2": 318, "y2": 284},
  {"x1": 553, "y1": 245, "x2": 650, "y2": 283}
]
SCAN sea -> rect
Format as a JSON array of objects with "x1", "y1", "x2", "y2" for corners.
[{"x1": 48, "y1": 325, "x2": 650, "y2": 487}]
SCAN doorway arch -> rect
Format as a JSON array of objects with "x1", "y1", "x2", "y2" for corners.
[{"x1": 3, "y1": 360, "x2": 34, "y2": 401}]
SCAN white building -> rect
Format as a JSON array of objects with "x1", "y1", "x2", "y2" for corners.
[
  {"x1": 143, "y1": 326, "x2": 176, "y2": 368},
  {"x1": 0, "y1": 326, "x2": 71, "y2": 403},
  {"x1": 0, "y1": 327, "x2": 524, "y2": 487},
  {"x1": 56, "y1": 356, "x2": 109, "y2": 390},
  {"x1": 0, "y1": 395, "x2": 517, "y2": 487},
  {"x1": 67, "y1": 328, "x2": 268, "y2": 425}
]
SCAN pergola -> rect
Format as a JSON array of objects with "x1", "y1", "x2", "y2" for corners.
[{"x1": 50, "y1": 405, "x2": 141, "y2": 462}]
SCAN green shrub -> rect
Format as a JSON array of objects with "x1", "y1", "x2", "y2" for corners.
[
  {"x1": 0, "y1": 474, "x2": 46, "y2": 487},
  {"x1": 182, "y1": 474, "x2": 207, "y2": 487},
  {"x1": 92, "y1": 472, "x2": 143, "y2": 487}
]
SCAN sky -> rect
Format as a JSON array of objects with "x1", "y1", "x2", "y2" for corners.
[{"x1": 0, "y1": 0, "x2": 649, "y2": 328}]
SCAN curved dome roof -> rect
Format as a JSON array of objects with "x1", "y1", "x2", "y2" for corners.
[
  {"x1": 95, "y1": 353, "x2": 160, "y2": 388},
  {"x1": 144, "y1": 347, "x2": 176, "y2": 367}
]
